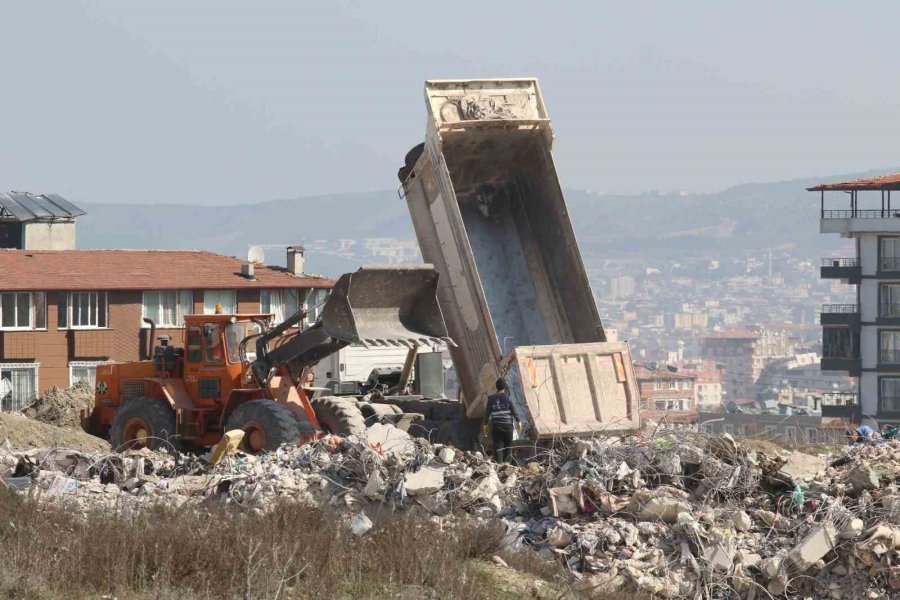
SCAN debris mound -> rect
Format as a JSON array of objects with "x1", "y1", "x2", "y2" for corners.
[
  {"x1": 0, "y1": 412, "x2": 109, "y2": 453},
  {"x1": 23, "y1": 382, "x2": 94, "y2": 429},
  {"x1": 3, "y1": 428, "x2": 899, "y2": 599}
]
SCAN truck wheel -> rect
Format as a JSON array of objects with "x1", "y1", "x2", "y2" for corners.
[
  {"x1": 110, "y1": 397, "x2": 180, "y2": 451},
  {"x1": 225, "y1": 400, "x2": 301, "y2": 453},
  {"x1": 311, "y1": 397, "x2": 366, "y2": 437}
]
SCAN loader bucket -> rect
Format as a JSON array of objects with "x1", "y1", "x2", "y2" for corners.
[{"x1": 320, "y1": 265, "x2": 452, "y2": 348}]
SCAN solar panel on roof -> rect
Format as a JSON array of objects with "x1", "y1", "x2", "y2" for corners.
[{"x1": 0, "y1": 192, "x2": 85, "y2": 221}]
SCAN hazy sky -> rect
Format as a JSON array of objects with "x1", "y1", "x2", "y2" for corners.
[{"x1": 3, "y1": 2, "x2": 900, "y2": 205}]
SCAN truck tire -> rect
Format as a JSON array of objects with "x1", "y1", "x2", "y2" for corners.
[
  {"x1": 225, "y1": 399, "x2": 301, "y2": 453},
  {"x1": 110, "y1": 396, "x2": 180, "y2": 451},
  {"x1": 311, "y1": 397, "x2": 366, "y2": 437}
]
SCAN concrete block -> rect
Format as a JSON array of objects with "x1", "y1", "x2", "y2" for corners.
[
  {"x1": 847, "y1": 464, "x2": 880, "y2": 491},
  {"x1": 788, "y1": 523, "x2": 838, "y2": 571},
  {"x1": 404, "y1": 465, "x2": 445, "y2": 496},
  {"x1": 778, "y1": 451, "x2": 826, "y2": 483},
  {"x1": 731, "y1": 510, "x2": 752, "y2": 532}
]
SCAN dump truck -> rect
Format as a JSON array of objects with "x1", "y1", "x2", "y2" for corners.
[
  {"x1": 88, "y1": 265, "x2": 452, "y2": 451},
  {"x1": 398, "y1": 79, "x2": 640, "y2": 443}
]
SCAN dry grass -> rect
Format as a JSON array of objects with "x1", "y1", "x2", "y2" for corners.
[{"x1": 0, "y1": 488, "x2": 547, "y2": 600}]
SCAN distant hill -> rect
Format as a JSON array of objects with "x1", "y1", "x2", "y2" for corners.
[{"x1": 77, "y1": 170, "x2": 886, "y2": 276}]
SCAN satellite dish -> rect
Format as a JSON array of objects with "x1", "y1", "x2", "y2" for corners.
[{"x1": 247, "y1": 246, "x2": 266, "y2": 264}]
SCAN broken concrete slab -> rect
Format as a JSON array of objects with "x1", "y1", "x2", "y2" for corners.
[
  {"x1": 704, "y1": 540, "x2": 735, "y2": 572},
  {"x1": 847, "y1": 463, "x2": 880, "y2": 491},
  {"x1": 788, "y1": 522, "x2": 838, "y2": 571},
  {"x1": 778, "y1": 451, "x2": 826, "y2": 483},
  {"x1": 357, "y1": 423, "x2": 414, "y2": 459},
  {"x1": 403, "y1": 465, "x2": 445, "y2": 496}
]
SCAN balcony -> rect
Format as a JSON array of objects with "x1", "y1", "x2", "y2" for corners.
[
  {"x1": 820, "y1": 258, "x2": 860, "y2": 283},
  {"x1": 820, "y1": 209, "x2": 900, "y2": 235},
  {"x1": 821, "y1": 344, "x2": 860, "y2": 375},
  {"x1": 820, "y1": 304, "x2": 860, "y2": 327}
]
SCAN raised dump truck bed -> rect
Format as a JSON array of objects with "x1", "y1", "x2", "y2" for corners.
[{"x1": 400, "y1": 78, "x2": 639, "y2": 434}]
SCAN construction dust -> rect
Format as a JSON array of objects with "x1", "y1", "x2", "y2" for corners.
[{"x1": 23, "y1": 382, "x2": 94, "y2": 429}]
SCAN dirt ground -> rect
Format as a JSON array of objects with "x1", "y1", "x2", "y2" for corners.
[{"x1": 0, "y1": 412, "x2": 109, "y2": 453}]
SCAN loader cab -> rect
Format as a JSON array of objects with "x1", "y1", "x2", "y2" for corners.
[{"x1": 181, "y1": 314, "x2": 267, "y2": 408}]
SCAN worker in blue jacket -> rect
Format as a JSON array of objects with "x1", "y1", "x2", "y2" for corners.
[
  {"x1": 846, "y1": 425, "x2": 877, "y2": 445},
  {"x1": 484, "y1": 378, "x2": 523, "y2": 463}
]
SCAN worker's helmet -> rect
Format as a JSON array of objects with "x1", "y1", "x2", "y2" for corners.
[{"x1": 215, "y1": 303, "x2": 223, "y2": 314}]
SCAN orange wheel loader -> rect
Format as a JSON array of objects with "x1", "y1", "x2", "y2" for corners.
[{"x1": 86, "y1": 265, "x2": 451, "y2": 453}]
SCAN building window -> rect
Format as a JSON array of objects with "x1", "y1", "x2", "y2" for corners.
[
  {"x1": 723, "y1": 424, "x2": 734, "y2": 435},
  {"x1": 784, "y1": 426, "x2": 797, "y2": 443},
  {"x1": 763, "y1": 425, "x2": 776, "y2": 437},
  {"x1": 142, "y1": 291, "x2": 192, "y2": 327},
  {"x1": 0, "y1": 364, "x2": 38, "y2": 412},
  {"x1": 880, "y1": 284, "x2": 900, "y2": 318},
  {"x1": 880, "y1": 378, "x2": 900, "y2": 413},
  {"x1": 69, "y1": 361, "x2": 107, "y2": 388},
  {"x1": 260, "y1": 289, "x2": 299, "y2": 325},
  {"x1": 203, "y1": 290, "x2": 236, "y2": 315},
  {"x1": 824, "y1": 327, "x2": 854, "y2": 359},
  {"x1": 880, "y1": 330, "x2": 900, "y2": 364},
  {"x1": 58, "y1": 292, "x2": 107, "y2": 329},
  {"x1": 304, "y1": 288, "x2": 329, "y2": 324},
  {"x1": 882, "y1": 238, "x2": 900, "y2": 271},
  {"x1": 0, "y1": 292, "x2": 46, "y2": 330},
  {"x1": 806, "y1": 428, "x2": 819, "y2": 443}
]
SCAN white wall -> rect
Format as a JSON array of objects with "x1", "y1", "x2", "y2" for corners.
[
  {"x1": 23, "y1": 222, "x2": 76, "y2": 250},
  {"x1": 860, "y1": 234, "x2": 878, "y2": 276}
]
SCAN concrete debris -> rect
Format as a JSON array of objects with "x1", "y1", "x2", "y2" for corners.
[
  {"x1": 778, "y1": 450, "x2": 826, "y2": 484},
  {"x1": 22, "y1": 382, "x2": 94, "y2": 429},
  {"x1": 731, "y1": 510, "x2": 752, "y2": 532},
  {"x1": 1, "y1": 428, "x2": 899, "y2": 599},
  {"x1": 847, "y1": 463, "x2": 880, "y2": 491},
  {"x1": 787, "y1": 522, "x2": 838, "y2": 571},
  {"x1": 403, "y1": 465, "x2": 445, "y2": 496}
]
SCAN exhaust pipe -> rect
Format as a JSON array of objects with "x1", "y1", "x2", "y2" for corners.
[{"x1": 143, "y1": 318, "x2": 156, "y2": 360}]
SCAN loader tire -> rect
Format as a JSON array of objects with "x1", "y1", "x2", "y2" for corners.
[
  {"x1": 311, "y1": 397, "x2": 366, "y2": 437},
  {"x1": 110, "y1": 396, "x2": 180, "y2": 451},
  {"x1": 225, "y1": 400, "x2": 301, "y2": 453}
]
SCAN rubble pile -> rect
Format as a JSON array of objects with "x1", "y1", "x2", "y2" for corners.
[
  {"x1": 22, "y1": 382, "x2": 94, "y2": 428},
  {"x1": 2, "y1": 428, "x2": 899, "y2": 599}
]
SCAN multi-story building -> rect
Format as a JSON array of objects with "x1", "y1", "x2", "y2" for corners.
[
  {"x1": 634, "y1": 363, "x2": 697, "y2": 414},
  {"x1": 700, "y1": 330, "x2": 757, "y2": 402},
  {"x1": 0, "y1": 249, "x2": 332, "y2": 411},
  {"x1": 679, "y1": 359, "x2": 723, "y2": 409},
  {"x1": 814, "y1": 172, "x2": 900, "y2": 425}
]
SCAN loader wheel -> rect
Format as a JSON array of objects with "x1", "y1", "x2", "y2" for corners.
[
  {"x1": 225, "y1": 400, "x2": 302, "y2": 453},
  {"x1": 311, "y1": 397, "x2": 366, "y2": 437},
  {"x1": 110, "y1": 397, "x2": 180, "y2": 451}
]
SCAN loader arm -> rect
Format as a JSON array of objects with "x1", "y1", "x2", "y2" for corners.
[{"x1": 250, "y1": 265, "x2": 452, "y2": 387}]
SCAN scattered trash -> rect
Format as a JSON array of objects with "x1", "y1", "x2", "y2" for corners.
[
  {"x1": 0, "y1": 427, "x2": 896, "y2": 599},
  {"x1": 350, "y1": 512, "x2": 373, "y2": 536}
]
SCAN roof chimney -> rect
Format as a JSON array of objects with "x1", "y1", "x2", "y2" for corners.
[
  {"x1": 286, "y1": 245, "x2": 305, "y2": 275},
  {"x1": 241, "y1": 262, "x2": 255, "y2": 280}
]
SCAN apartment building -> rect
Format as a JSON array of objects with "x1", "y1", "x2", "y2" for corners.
[
  {"x1": 0, "y1": 249, "x2": 332, "y2": 411},
  {"x1": 679, "y1": 359, "x2": 723, "y2": 409},
  {"x1": 634, "y1": 363, "x2": 697, "y2": 414},
  {"x1": 700, "y1": 330, "x2": 757, "y2": 401},
  {"x1": 814, "y1": 172, "x2": 900, "y2": 425}
]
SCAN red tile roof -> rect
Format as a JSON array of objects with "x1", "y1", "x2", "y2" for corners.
[
  {"x1": 807, "y1": 172, "x2": 900, "y2": 191},
  {"x1": 0, "y1": 250, "x2": 334, "y2": 291}
]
